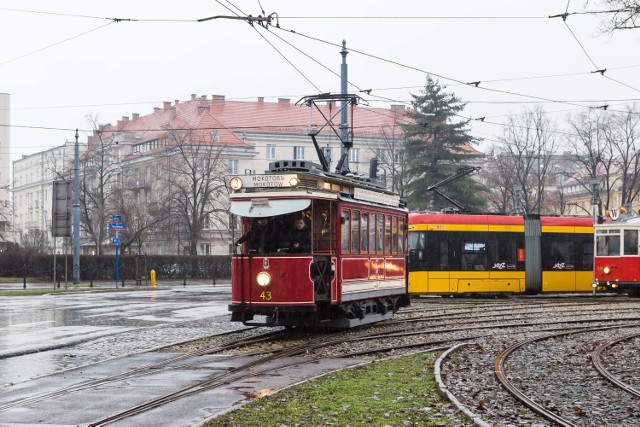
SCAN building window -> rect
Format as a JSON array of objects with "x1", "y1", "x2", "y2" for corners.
[
  {"x1": 266, "y1": 144, "x2": 276, "y2": 160},
  {"x1": 349, "y1": 148, "x2": 360, "y2": 163},
  {"x1": 293, "y1": 146, "x2": 305, "y2": 160},
  {"x1": 229, "y1": 159, "x2": 239, "y2": 174}
]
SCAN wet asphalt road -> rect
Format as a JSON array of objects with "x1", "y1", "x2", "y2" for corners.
[
  {"x1": 0, "y1": 282, "x2": 361, "y2": 426},
  {"x1": 0, "y1": 282, "x2": 236, "y2": 385}
]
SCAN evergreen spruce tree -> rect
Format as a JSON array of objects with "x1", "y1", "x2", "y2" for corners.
[{"x1": 401, "y1": 76, "x2": 487, "y2": 212}]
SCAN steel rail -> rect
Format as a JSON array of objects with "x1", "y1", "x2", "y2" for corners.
[
  {"x1": 494, "y1": 322, "x2": 640, "y2": 427},
  {"x1": 592, "y1": 331, "x2": 640, "y2": 397}
]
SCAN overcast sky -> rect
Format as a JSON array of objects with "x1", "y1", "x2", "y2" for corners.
[{"x1": 1, "y1": 0, "x2": 638, "y2": 163}]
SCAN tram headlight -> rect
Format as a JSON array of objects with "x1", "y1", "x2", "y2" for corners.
[
  {"x1": 256, "y1": 271, "x2": 271, "y2": 287},
  {"x1": 289, "y1": 177, "x2": 299, "y2": 187},
  {"x1": 603, "y1": 266, "x2": 611, "y2": 275},
  {"x1": 229, "y1": 177, "x2": 243, "y2": 191}
]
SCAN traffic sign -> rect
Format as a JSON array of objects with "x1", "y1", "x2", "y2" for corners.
[
  {"x1": 112, "y1": 237, "x2": 121, "y2": 244},
  {"x1": 109, "y1": 222, "x2": 125, "y2": 230},
  {"x1": 112, "y1": 215, "x2": 122, "y2": 222}
]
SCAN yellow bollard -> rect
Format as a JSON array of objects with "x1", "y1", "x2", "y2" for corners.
[{"x1": 150, "y1": 269, "x2": 156, "y2": 288}]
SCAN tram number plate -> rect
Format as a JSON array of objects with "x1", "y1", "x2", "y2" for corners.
[{"x1": 260, "y1": 291, "x2": 272, "y2": 301}]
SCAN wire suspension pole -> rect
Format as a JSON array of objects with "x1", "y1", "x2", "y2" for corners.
[
  {"x1": 339, "y1": 40, "x2": 349, "y2": 173},
  {"x1": 73, "y1": 129, "x2": 80, "y2": 284}
]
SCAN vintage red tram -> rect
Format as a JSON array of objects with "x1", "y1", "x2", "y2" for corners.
[
  {"x1": 228, "y1": 160, "x2": 410, "y2": 328},
  {"x1": 594, "y1": 216, "x2": 640, "y2": 296}
]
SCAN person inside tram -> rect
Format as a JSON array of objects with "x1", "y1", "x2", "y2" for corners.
[
  {"x1": 285, "y1": 217, "x2": 311, "y2": 253},
  {"x1": 236, "y1": 217, "x2": 273, "y2": 253}
]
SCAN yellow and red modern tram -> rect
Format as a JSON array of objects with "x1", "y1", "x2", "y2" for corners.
[
  {"x1": 408, "y1": 213, "x2": 595, "y2": 295},
  {"x1": 228, "y1": 160, "x2": 410, "y2": 328}
]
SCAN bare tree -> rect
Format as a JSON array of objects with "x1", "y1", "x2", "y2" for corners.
[
  {"x1": 566, "y1": 109, "x2": 617, "y2": 215},
  {"x1": 589, "y1": 0, "x2": 640, "y2": 31},
  {"x1": 160, "y1": 130, "x2": 231, "y2": 255},
  {"x1": 604, "y1": 104, "x2": 640, "y2": 209},
  {"x1": 363, "y1": 121, "x2": 409, "y2": 196},
  {"x1": 111, "y1": 183, "x2": 167, "y2": 255},
  {"x1": 20, "y1": 229, "x2": 46, "y2": 252},
  {"x1": 481, "y1": 148, "x2": 519, "y2": 213},
  {"x1": 79, "y1": 119, "x2": 120, "y2": 255},
  {"x1": 496, "y1": 107, "x2": 560, "y2": 214}
]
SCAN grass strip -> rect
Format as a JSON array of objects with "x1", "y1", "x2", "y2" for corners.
[{"x1": 207, "y1": 352, "x2": 469, "y2": 427}]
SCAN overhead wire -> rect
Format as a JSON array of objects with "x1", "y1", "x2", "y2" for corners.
[
  {"x1": 214, "y1": 0, "x2": 324, "y2": 93},
  {"x1": 551, "y1": 4, "x2": 640, "y2": 94},
  {"x1": 0, "y1": 21, "x2": 116, "y2": 67}
]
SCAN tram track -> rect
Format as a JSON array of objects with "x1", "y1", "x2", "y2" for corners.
[
  {"x1": 6, "y1": 297, "x2": 640, "y2": 426},
  {"x1": 592, "y1": 331, "x2": 640, "y2": 398},
  {"x1": 437, "y1": 303, "x2": 640, "y2": 426},
  {"x1": 0, "y1": 328, "x2": 278, "y2": 412}
]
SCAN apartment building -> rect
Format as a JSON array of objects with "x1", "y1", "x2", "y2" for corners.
[{"x1": 13, "y1": 95, "x2": 407, "y2": 255}]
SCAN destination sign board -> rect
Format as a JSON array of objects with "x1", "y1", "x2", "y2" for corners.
[
  {"x1": 353, "y1": 187, "x2": 400, "y2": 207},
  {"x1": 243, "y1": 174, "x2": 298, "y2": 188}
]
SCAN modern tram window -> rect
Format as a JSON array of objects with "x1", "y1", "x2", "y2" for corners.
[
  {"x1": 596, "y1": 231, "x2": 621, "y2": 256},
  {"x1": 341, "y1": 209, "x2": 350, "y2": 252},
  {"x1": 624, "y1": 229, "x2": 639, "y2": 255},
  {"x1": 462, "y1": 241, "x2": 487, "y2": 271},
  {"x1": 581, "y1": 239, "x2": 594, "y2": 270},
  {"x1": 541, "y1": 233, "x2": 579, "y2": 270},
  {"x1": 408, "y1": 231, "x2": 427, "y2": 267}
]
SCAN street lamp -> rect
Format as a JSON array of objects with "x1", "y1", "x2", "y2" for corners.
[{"x1": 514, "y1": 188, "x2": 523, "y2": 215}]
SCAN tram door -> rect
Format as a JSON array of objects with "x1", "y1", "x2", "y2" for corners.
[{"x1": 312, "y1": 200, "x2": 334, "y2": 304}]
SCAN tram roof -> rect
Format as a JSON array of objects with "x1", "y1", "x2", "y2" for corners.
[{"x1": 409, "y1": 213, "x2": 593, "y2": 227}]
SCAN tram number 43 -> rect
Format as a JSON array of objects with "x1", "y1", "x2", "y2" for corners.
[{"x1": 260, "y1": 291, "x2": 272, "y2": 301}]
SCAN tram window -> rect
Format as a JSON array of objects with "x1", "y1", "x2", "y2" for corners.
[
  {"x1": 352, "y1": 211, "x2": 360, "y2": 252},
  {"x1": 368, "y1": 214, "x2": 376, "y2": 252},
  {"x1": 399, "y1": 218, "x2": 406, "y2": 252},
  {"x1": 551, "y1": 241, "x2": 574, "y2": 268},
  {"x1": 408, "y1": 232, "x2": 426, "y2": 264},
  {"x1": 313, "y1": 200, "x2": 332, "y2": 251},
  {"x1": 439, "y1": 240, "x2": 449, "y2": 270},
  {"x1": 376, "y1": 214, "x2": 384, "y2": 252},
  {"x1": 408, "y1": 231, "x2": 425, "y2": 250},
  {"x1": 581, "y1": 240, "x2": 594, "y2": 270},
  {"x1": 596, "y1": 234, "x2": 620, "y2": 256},
  {"x1": 624, "y1": 229, "x2": 638, "y2": 255},
  {"x1": 361, "y1": 213, "x2": 369, "y2": 251},
  {"x1": 341, "y1": 210, "x2": 350, "y2": 252},
  {"x1": 385, "y1": 216, "x2": 392, "y2": 253},
  {"x1": 462, "y1": 241, "x2": 486, "y2": 271},
  {"x1": 391, "y1": 217, "x2": 398, "y2": 253}
]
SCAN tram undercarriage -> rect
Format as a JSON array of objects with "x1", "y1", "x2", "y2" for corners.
[{"x1": 229, "y1": 296, "x2": 403, "y2": 328}]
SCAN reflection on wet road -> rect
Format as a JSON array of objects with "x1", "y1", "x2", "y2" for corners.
[{"x1": 0, "y1": 284, "x2": 238, "y2": 385}]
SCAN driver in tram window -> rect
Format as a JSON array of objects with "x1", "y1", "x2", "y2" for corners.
[
  {"x1": 236, "y1": 218, "x2": 273, "y2": 253},
  {"x1": 286, "y1": 218, "x2": 311, "y2": 253}
]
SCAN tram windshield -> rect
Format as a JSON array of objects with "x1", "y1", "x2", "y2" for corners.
[
  {"x1": 235, "y1": 209, "x2": 312, "y2": 254},
  {"x1": 596, "y1": 230, "x2": 621, "y2": 256}
]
